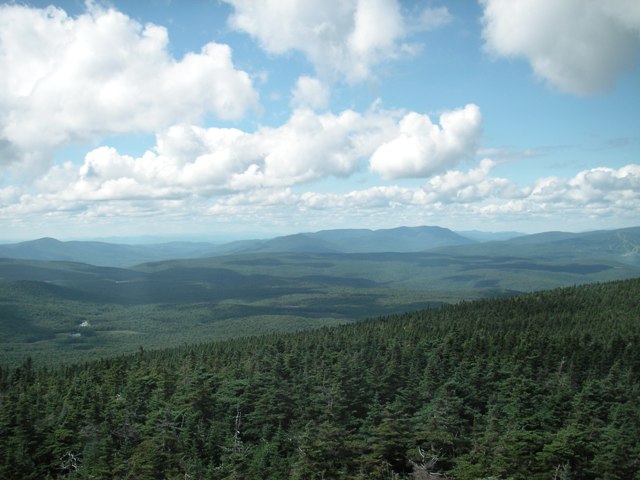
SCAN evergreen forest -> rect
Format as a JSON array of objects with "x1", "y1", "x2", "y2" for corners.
[{"x1": 1, "y1": 278, "x2": 639, "y2": 479}]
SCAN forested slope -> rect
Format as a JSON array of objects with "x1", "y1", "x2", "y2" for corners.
[{"x1": 1, "y1": 279, "x2": 639, "y2": 479}]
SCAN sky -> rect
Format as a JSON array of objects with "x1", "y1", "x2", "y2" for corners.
[{"x1": 0, "y1": 0, "x2": 639, "y2": 241}]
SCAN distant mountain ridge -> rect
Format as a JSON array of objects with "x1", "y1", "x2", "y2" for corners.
[
  {"x1": 210, "y1": 225, "x2": 476, "y2": 256},
  {"x1": 0, "y1": 226, "x2": 475, "y2": 265},
  {"x1": 2, "y1": 229, "x2": 639, "y2": 366},
  {"x1": 0, "y1": 237, "x2": 215, "y2": 267},
  {"x1": 436, "y1": 226, "x2": 640, "y2": 265},
  {"x1": 1, "y1": 225, "x2": 638, "y2": 267}
]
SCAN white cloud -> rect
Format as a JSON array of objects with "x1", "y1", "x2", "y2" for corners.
[
  {"x1": 49, "y1": 104, "x2": 479, "y2": 197},
  {"x1": 294, "y1": 160, "x2": 524, "y2": 211},
  {"x1": 369, "y1": 104, "x2": 482, "y2": 179},
  {"x1": 303, "y1": 163, "x2": 640, "y2": 220},
  {"x1": 421, "y1": 159, "x2": 524, "y2": 203},
  {"x1": 238, "y1": 108, "x2": 392, "y2": 187},
  {"x1": 3, "y1": 157, "x2": 640, "y2": 234},
  {"x1": 13, "y1": 106, "x2": 397, "y2": 208},
  {"x1": 481, "y1": 0, "x2": 640, "y2": 95},
  {"x1": 225, "y1": 0, "x2": 450, "y2": 82},
  {"x1": 471, "y1": 164, "x2": 640, "y2": 223},
  {"x1": 291, "y1": 76, "x2": 330, "y2": 110},
  {"x1": 0, "y1": 2, "x2": 258, "y2": 172},
  {"x1": 414, "y1": 6, "x2": 452, "y2": 31},
  {"x1": 299, "y1": 185, "x2": 421, "y2": 210},
  {"x1": 2, "y1": 77, "x2": 637, "y2": 232},
  {"x1": 1, "y1": 103, "x2": 480, "y2": 217},
  {"x1": 198, "y1": 163, "x2": 640, "y2": 231},
  {"x1": 347, "y1": 0, "x2": 405, "y2": 80},
  {"x1": 531, "y1": 164, "x2": 640, "y2": 205},
  {"x1": 0, "y1": 185, "x2": 20, "y2": 206}
]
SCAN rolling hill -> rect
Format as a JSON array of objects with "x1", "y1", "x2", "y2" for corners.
[
  {"x1": 3, "y1": 226, "x2": 638, "y2": 267},
  {"x1": 210, "y1": 225, "x2": 476, "y2": 255},
  {"x1": 0, "y1": 226, "x2": 475, "y2": 265},
  {"x1": 436, "y1": 226, "x2": 640, "y2": 265},
  {"x1": 0, "y1": 237, "x2": 216, "y2": 267},
  {"x1": 2, "y1": 243, "x2": 640, "y2": 366},
  {"x1": 2, "y1": 279, "x2": 639, "y2": 479},
  {"x1": 1, "y1": 225, "x2": 639, "y2": 366}
]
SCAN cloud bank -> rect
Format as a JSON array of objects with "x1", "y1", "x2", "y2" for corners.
[
  {"x1": 225, "y1": 0, "x2": 451, "y2": 83},
  {"x1": 18, "y1": 104, "x2": 482, "y2": 203},
  {"x1": 291, "y1": 76, "x2": 330, "y2": 110},
  {"x1": 481, "y1": 0, "x2": 640, "y2": 95},
  {"x1": 0, "y1": 2, "x2": 258, "y2": 172},
  {"x1": 4, "y1": 157, "x2": 638, "y2": 234},
  {"x1": 0, "y1": 1, "x2": 637, "y2": 238}
]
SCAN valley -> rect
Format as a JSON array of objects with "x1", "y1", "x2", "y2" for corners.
[
  {"x1": 2, "y1": 278, "x2": 638, "y2": 479},
  {"x1": 1, "y1": 225, "x2": 639, "y2": 366}
]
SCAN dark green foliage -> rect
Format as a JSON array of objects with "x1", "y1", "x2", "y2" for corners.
[
  {"x1": 1, "y1": 279, "x2": 639, "y2": 478},
  {"x1": 3, "y1": 244, "x2": 640, "y2": 367}
]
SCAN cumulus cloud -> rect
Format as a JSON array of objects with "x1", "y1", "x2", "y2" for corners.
[
  {"x1": 481, "y1": 0, "x2": 640, "y2": 95},
  {"x1": 293, "y1": 160, "x2": 524, "y2": 211},
  {"x1": 421, "y1": 159, "x2": 524, "y2": 203},
  {"x1": 238, "y1": 107, "x2": 401, "y2": 187},
  {"x1": 3, "y1": 155, "x2": 640, "y2": 232},
  {"x1": 0, "y1": 2, "x2": 258, "y2": 172},
  {"x1": 297, "y1": 185, "x2": 420, "y2": 210},
  {"x1": 9, "y1": 107, "x2": 380, "y2": 209},
  {"x1": 369, "y1": 104, "x2": 482, "y2": 179},
  {"x1": 2, "y1": 83, "x2": 637, "y2": 230},
  {"x1": 531, "y1": 164, "x2": 640, "y2": 204},
  {"x1": 0, "y1": 103, "x2": 483, "y2": 218},
  {"x1": 473, "y1": 164, "x2": 640, "y2": 222},
  {"x1": 200, "y1": 163, "x2": 640, "y2": 229},
  {"x1": 225, "y1": 0, "x2": 451, "y2": 82},
  {"x1": 350, "y1": 164, "x2": 639, "y2": 225},
  {"x1": 30, "y1": 103, "x2": 480, "y2": 202},
  {"x1": 291, "y1": 76, "x2": 330, "y2": 110}
]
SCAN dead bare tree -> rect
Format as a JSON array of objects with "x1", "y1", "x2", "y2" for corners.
[{"x1": 410, "y1": 447, "x2": 449, "y2": 480}]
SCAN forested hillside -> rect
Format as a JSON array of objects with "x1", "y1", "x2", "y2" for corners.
[
  {"x1": 5, "y1": 249, "x2": 638, "y2": 367},
  {"x1": 1, "y1": 279, "x2": 639, "y2": 479}
]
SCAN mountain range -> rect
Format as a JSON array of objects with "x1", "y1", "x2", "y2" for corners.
[
  {"x1": 1, "y1": 224, "x2": 639, "y2": 366},
  {"x1": 435, "y1": 226, "x2": 640, "y2": 265},
  {"x1": 0, "y1": 225, "x2": 478, "y2": 266},
  {"x1": 2, "y1": 225, "x2": 638, "y2": 267},
  {"x1": 0, "y1": 237, "x2": 214, "y2": 267}
]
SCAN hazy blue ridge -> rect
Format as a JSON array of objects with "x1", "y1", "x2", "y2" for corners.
[
  {"x1": 1, "y1": 225, "x2": 638, "y2": 268},
  {"x1": 434, "y1": 226, "x2": 640, "y2": 265},
  {"x1": 456, "y1": 230, "x2": 525, "y2": 242},
  {"x1": 0, "y1": 237, "x2": 218, "y2": 267},
  {"x1": 0, "y1": 225, "x2": 477, "y2": 264}
]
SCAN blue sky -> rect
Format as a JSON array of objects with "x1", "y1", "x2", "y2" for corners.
[{"x1": 0, "y1": 0, "x2": 638, "y2": 241}]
